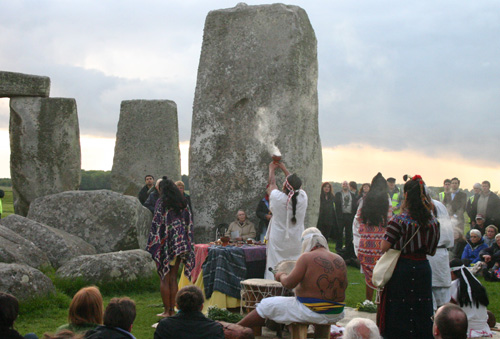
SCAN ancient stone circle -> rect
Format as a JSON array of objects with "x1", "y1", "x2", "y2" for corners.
[{"x1": 0, "y1": 3, "x2": 323, "y2": 299}]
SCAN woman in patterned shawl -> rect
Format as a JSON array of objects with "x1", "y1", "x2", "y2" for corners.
[
  {"x1": 146, "y1": 176, "x2": 195, "y2": 317},
  {"x1": 353, "y1": 173, "x2": 391, "y2": 302}
]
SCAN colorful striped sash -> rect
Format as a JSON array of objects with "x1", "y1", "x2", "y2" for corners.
[{"x1": 296, "y1": 297, "x2": 345, "y2": 314}]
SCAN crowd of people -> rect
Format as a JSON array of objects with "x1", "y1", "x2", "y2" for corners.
[{"x1": 5, "y1": 167, "x2": 497, "y2": 338}]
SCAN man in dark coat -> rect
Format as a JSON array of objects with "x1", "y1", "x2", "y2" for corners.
[
  {"x1": 443, "y1": 177, "x2": 468, "y2": 232},
  {"x1": 138, "y1": 175, "x2": 154, "y2": 205},
  {"x1": 335, "y1": 181, "x2": 357, "y2": 260},
  {"x1": 470, "y1": 181, "x2": 500, "y2": 228}
]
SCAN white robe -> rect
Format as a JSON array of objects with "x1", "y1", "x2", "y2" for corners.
[
  {"x1": 264, "y1": 189, "x2": 307, "y2": 280},
  {"x1": 428, "y1": 199, "x2": 455, "y2": 309}
]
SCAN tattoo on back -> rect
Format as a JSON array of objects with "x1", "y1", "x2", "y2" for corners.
[
  {"x1": 314, "y1": 256, "x2": 347, "y2": 300},
  {"x1": 314, "y1": 257, "x2": 334, "y2": 273}
]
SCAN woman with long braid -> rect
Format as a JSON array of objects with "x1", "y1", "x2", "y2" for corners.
[
  {"x1": 264, "y1": 161, "x2": 308, "y2": 280},
  {"x1": 378, "y1": 175, "x2": 440, "y2": 339}
]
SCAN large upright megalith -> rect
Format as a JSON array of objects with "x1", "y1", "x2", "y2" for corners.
[
  {"x1": 10, "y1": 97, "x2": 81, "y2": 216},
  {"x1": 111, "y1": 100, "x2": 181, "y2": 196},
  {"x1": 190, "y1": 3, "x2": 322, "y2": 242}
]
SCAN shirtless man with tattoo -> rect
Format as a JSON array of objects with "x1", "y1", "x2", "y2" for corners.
[{"x1": 238, "y1": 228, "x2": 347, "y2": 328}]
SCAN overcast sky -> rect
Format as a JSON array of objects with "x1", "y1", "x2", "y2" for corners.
[{"x1": 1, "y1": 1, "x2": 499, "y2": 188}]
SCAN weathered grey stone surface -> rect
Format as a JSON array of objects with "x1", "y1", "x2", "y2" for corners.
[
  {"x1": 111, "y1": 100, "x2": 181, "y2": 196},
  {"x1": 0, "y1": 214, "x2": 97, "y2": 268},
  {"x1": 56, "y1": 249, "x2": 156, "y2": 283},
  {"x1": 0, "y1": 225, "x2": 51, "y2": 269},
  {"x1": 190, "y1": 3, "x2": 322, "y2": 242},
  {"x1": 10, "y1": 97, "x2": 81, "y2": 216},
  {"x1": 27, "y1": 190, "x2": 152, "y2": 253},
  {"x1": 0, "y1": 71, "x2": 50, "y2": 98},
  {"x1": 0, "y1": 263, "x2": 55, "y2": 300}
]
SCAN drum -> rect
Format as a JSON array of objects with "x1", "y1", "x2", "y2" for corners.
[
  {"x1": 240, "y1": 278, "x2": 293, "y2": 313},
  {"x1": 274, "y1": 260, "x2": 296, "y2": 275}
]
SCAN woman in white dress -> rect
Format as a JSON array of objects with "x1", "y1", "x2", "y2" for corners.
[{"x1": 264, "y1": 161, "x2": 308, "y2": 280}]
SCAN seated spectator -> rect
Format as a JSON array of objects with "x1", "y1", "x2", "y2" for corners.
[
  {"x1": 225, "y1": 210, "x2": 256, "y2": 241},
  {"x1": 466, "y1": 214, "x2": 487, "y2": 241},
  {"x1": 56, "y1": 286, "x2": 103, "y2": 335},
  {"x1": 432, "y1": 303, "x2": 468, "y2": 339},
  {"x1": 0, "y1": 292, "x2": 38, "y2": 339},
  {"x1": 154, "y1": 286, "x2": 224, "y2": 339},
  {"x1": 144, "y1": 179, "x2": 162, "y2": 213},
  {"x1": 43, "y1": 330, "x2": 83, "y2": 339},
  {"x1": 479, "y1": 233, "x2": 500, "y2": 269},
  {"x1": 343, "y1": 317, "x2": 380, "y2": 339},
  {"x1": 85, "y1": 297, "x2": 136, "y2": 339},
  {"x1": 461, "y1": 230, "x2": 488, "y2": 266},
  {"x1": 482, "y1": 225, "x2": 498, "y2": 247},
  {"x1": 449, "y1": 259, "x2": 492, "y2": 338},
  {"x1": 450, "y1": 228, "x2": 467, "y2": 261}
]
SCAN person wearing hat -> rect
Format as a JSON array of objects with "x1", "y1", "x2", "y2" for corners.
[
  {"x1": 466, "y1": 214, "x2": 487, "y2": 241},
  {"x1": 386, "y1": 177, "x2": 402, "y2": 215}
]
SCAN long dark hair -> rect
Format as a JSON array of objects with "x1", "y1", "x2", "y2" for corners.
[
  {"x1": 159, "y1": 176, "x2": 187, "y2": 213},
  {"x1": 450, "y1": 259, "x2": 489, "y2": 308},
  {"x1": 0, "y1": 292, "x2": 19, "y2": 331},
  {"x1": 401, "y1": 176, "x2": 434, "y2": 227},
  {"x1": 361, "y1": 173, "x2": 389, "y2": 226},
  {"x1": 320, "y1": 182, "x2": 334, "y2": 201},
  {"x1": 285, "y1": 174, "x2": 302, "y2": 224}
]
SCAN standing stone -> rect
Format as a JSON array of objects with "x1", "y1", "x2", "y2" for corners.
[
  {"x1": 0, "y1": 71, "x2": 50, "y2": 98},
  {"x1": 0, "y1": 263, "x2": 56, "y2": 301},
  {"x1": 190, "y1": 3, "x2": 322, "y2": 242},
  {"x1": 10, "y1": 97, "x2": 81, "y2": 216},
  {"x1": 111, "y1": 100, "x2": 181, "y2": 196}
]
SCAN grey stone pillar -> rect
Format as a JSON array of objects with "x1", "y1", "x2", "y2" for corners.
[
  {"x1": 111, "y1": 100, "x2": 181, "y2": 196},
  {"x1": 190, "y1": 3, "x2": 322, "y2": 243},
  {"x1": 10, "y1": 97, "x2": 81, "y2": 216}
]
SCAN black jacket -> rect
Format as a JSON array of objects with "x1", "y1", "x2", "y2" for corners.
[
  {"x1": 256, "y1": 198, "x2": 270, "y2": 236},
  {"x1": 480, "y1": 242, "x2": 500, "y2": 263},
  {"x1": 85, "y1": 325, "x2": 134, "y2": 339},
  {"x1": 470, "y1": 192, "x2": 500, "y2": 227},
  {"x1": 154, "y1": 311, "x2": 224, "y2": 339},
  {"x1": 334, "y1": 191, "x2": 357, "y2": 218},
  {"x1": 144, "y1": 188, "x2": 160, "y2": 213},
  {"x1": 138, "y1": 185, "x2": 151, "y2": 205}
]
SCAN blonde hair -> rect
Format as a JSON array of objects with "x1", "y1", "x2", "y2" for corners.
[
  {"x1": 175, "y1": 181, "x2": 185, "y2": 188},
  {"x1": 68, "y1": 286, "x2": 103, "y2": 326}
]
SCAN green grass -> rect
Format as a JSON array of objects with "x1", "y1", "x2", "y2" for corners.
[{"x1": 0, "y1": 187, "x2": 13, "y2": 217}]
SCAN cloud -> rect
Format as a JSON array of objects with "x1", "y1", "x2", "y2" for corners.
[{"x1": 0, "y1": 0, "x2": 499, "y2": 168}]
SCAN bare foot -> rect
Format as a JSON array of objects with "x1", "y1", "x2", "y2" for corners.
[{"x1": 156, "y1": 312, "x2": 169, "y2": 318}]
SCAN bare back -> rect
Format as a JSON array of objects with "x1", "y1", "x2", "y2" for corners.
[{"x1": 279, "y1": 247, "x2": 347, "y2": 302}]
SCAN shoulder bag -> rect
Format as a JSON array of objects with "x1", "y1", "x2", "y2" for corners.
[{"x1": 372, "y1": 226, "x2": 421, "y2": 288}]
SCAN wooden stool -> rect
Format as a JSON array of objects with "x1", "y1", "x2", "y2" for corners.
[{"x1": 289, "y1": 323, "x2": 333, "y2": 339}]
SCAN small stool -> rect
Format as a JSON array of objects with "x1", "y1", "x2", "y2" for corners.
[{"x1": 289, "y1": 323, "x2": 333, "y2": 339}]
